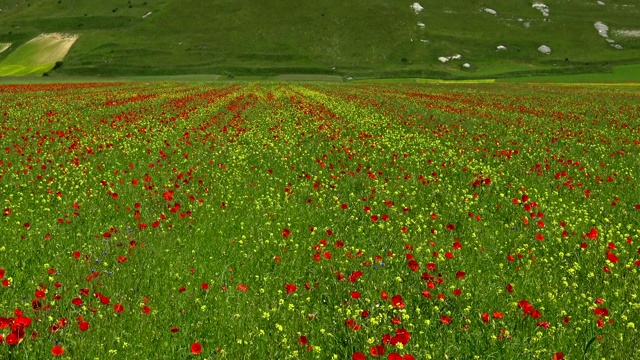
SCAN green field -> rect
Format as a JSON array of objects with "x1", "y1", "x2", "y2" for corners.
[
  {"x1": 1, "y1": 0, "x2": 640, "y2": 78},
  {"x1": 0, "y1": 81, "x2": 639, "y2": 359}
]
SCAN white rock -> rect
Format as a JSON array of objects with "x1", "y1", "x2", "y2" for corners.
[
  {"x1": 451, "y1": 54, "x2": 462, "y2": 60},
  {"x1": 497, "y1": 45, "x2": 507, "y2": 51},
  {"x1": 614, "y1": 29, "x2": 640, "y2": 37},
  {"x1": 484, "y1": 8, "x2": 497, "y2": 15},
  {"x1": 538, "y1": 45, "x2": 551, "y2": 54},
  {"x1": 420, "y1": 39, "x2": 429, "y2": 43},
  {"x1": 411, "y1": 3, "x2": 424, "y2": 14},
  {"x1": 463, "y1": 63, "x2": 471, "y2": 68},
  {"x1": 438, "y1": 57, "x2": 450, "y2": 63},
  {"x1": 597, "y1": 1, "x2": 605, "y2": 5},
  {"x1": 532, "y1": 3, "x2": 550, "y2": 17},
  {"x1": 612, "y1": 44, "x2": 623, "y2": 49},
  {"x1": 417, "y1": 22, "x2": 425, "y2": 28},
  {"x1": 524, "y1": 22, "x2": 530, "y2": 28},
  {"x1": 594, "y1": 21, "x2": 609, "y2": 37},
  {"x1": 142, "y1": 11, "x2": 152, "y2": 18}
]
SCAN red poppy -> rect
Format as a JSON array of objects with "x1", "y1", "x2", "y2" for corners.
[
  {"x1": 78, "y1": 321, "x2": 89, "y2": 331},
  {"x1": 15, "y1": 316, "x2": 32, "y2": 328},
  {"x1": 191, "y1": 342, "x2": 202, "y2": 355},
  {"x1": 236, "y1": 284, "x2": 248, "y2": 292},
  {"x1": 349, "y1": 271, "x2": 363, "y2": 283},
  {"x1": 345, "y1": 318, "x2": 361, "y2": 331},
  {"x1": 407, "y1": 260, "x2": 419, "y2": 272},
  {"x1": 370, "y1": 344, "x2": 385, "y2": 357},
  {"x1": 282, "y1": 229, "x2": 291, "y2": 238},
  {"x1": 5, "y1": 332, "x2": 19, "y2": 345},
  {"x1": 481, "y1": 313, "x2": 490, "y2": 323},
  {"x1": 285, "y1": 284, "x2": 297, "y2": 294},
  {"x1": 201, "y1": 283, "x2": 209, "y2": 291},
  {"x1": 51, "y1": 345, "x2": 64, "y2": 356},
  {"x1": 114, "y1": 304, "x2": 124, "y2": 313},
  {"x1": 440, "y1": 315, "x2": 452, "y2": 325},
  {"x1": 584, "y1": 227, "x2": 598, "y2": 240},
  {"x1": 299, "y1": 335, "x2": 308, "y2": 345},
  {"x1": 142, "y1": 306, "x2": 151, "y2": 314},
  {"x1": 351, "y1": 291, "x2": 361, "y2": 299},
  {"x1": 391, "y1": 328, "x2": 411, "y2": 345},
  {"x1": 553, "y1": 353, "x2": 565, "y2": 360},
  {"x1": 606, "y1": 251, "x2": 619, "y2": 263},
  {"x1": 35, "y1": 290, "x2": 46, "y2": 299},
  {"x1": 446, "y1": 224, "x2": 455, "y2": 231},
  {"x1": 352, "y1": 353, "x2": 366, "y2": 360},
  {"x1": 391, "y1": 295, "x2": 405, "y2": 309},
  {"x1": 593, "y1": 307, "x2": 609, "y2": 317}
]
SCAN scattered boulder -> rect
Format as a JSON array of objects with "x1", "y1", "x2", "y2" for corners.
[
  {"x1": 538, "y1": 45, "x2": 551, "y2": 54},
  {"x1": 484, "y1": 8, "x2": 497, "y2": 15}
]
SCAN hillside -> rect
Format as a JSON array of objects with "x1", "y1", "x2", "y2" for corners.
[{"x1": 0, "y1": 0, "x2": 640, "y2": 78}]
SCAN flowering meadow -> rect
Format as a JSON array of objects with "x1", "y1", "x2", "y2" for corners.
[{"x1": 0, "y1": 81, "x2": 639, "y2": 359}]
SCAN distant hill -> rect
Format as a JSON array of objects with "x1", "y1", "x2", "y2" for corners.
[{"x1": 0, "y1": 0, "x2": 639, "y2": 78}]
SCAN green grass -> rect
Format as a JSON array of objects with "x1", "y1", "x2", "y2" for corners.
[
  {"x1": 273, "y1": 74, "x2": 343, "y2": 82},
  {"x1": 502, "y1": 63, "x2": 640, "y2": 83},
  {"x1": 1, "y1": 0, "x2": 640, "y2": 78}
]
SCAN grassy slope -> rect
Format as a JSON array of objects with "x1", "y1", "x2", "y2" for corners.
[{"x1": 0, "y1": 0, "x2": 639, "y2": 78}]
